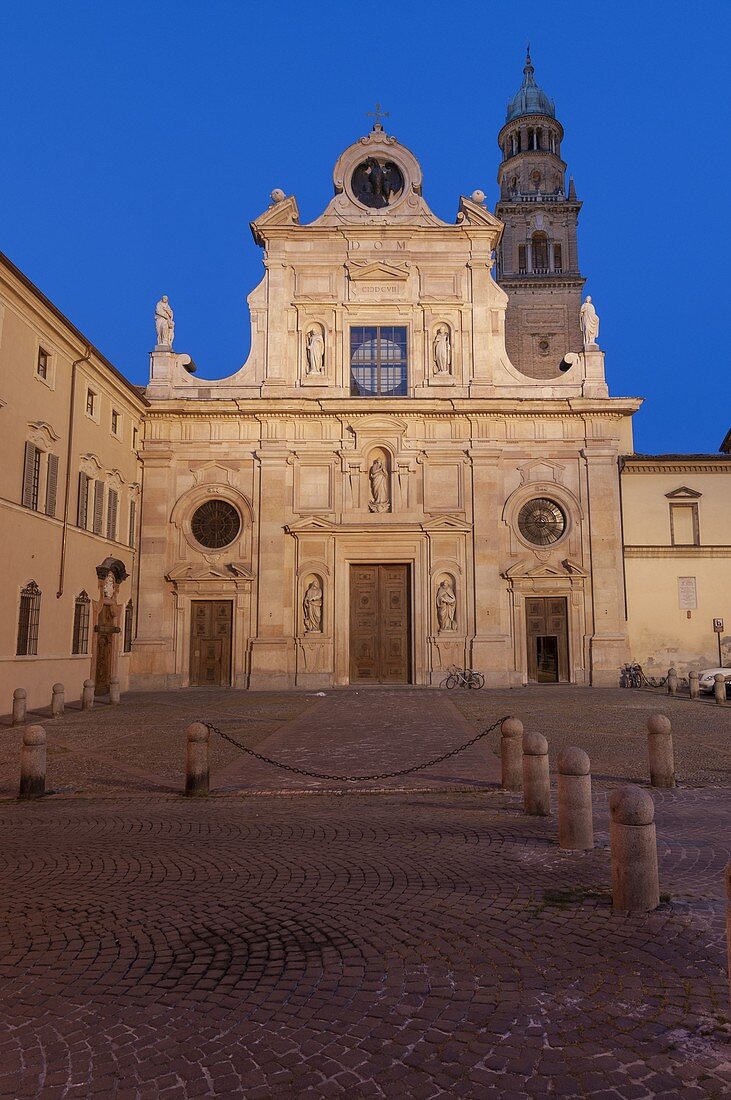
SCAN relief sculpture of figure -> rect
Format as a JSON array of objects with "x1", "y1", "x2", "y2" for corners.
[
  {"x1": 436, "y1": 578, "x2": 457, "y2": 632},
  {"x1": 306, "y1": 327, "x2": 325, "y2": 375},
  {"x1": 302, "y1": 578, "x2": 323, "y2": 633},
  {"x1": 155, "y1": 295, "x2": 175, "y2": 348},
  {"x1": 579, "y1": 296, "x2": 600, "y2": 347},
  {"x1": 433, "y1": 326, "x2": 451, "y2": 375},
  {"x1": 368, "y1": 458, "x2": 390, "y2": 513}
]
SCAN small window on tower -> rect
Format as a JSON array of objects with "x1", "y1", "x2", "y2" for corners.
[
  {"x1": 531, "y1": 232, "x2": 549, "y2": 272},
  {"x1": 553, "y1": 243, "x2": 563, "y2": 273},
  {"x1": 518, "y1": 245, "x2": 527, "y2": 274}
]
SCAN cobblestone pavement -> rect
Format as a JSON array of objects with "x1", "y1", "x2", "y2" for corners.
[{"x1": 0, "y1": 687, "x2": 729, "y2": 1098}]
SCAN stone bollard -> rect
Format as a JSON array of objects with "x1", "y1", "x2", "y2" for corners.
[
  {"x1": 667, "y1": 668, "x2": 677, "y2": 695},
  {"x1": 81, "y1": 679, "x2": 95, "y2": 711},
  {"x1": 557, "y1": 747, "x2": 594, "y2": 850},
  {"x1": 12, "y1": 688, "x2": 27, "y2": 726},
  {"x1": 522, "y1": 731, "x2": 550, "y2": 816},
  {"x1": 18, "y1": 725, "x2": 46, "y2": 800},
  {"x1": 609, "y1": 786, "x2": 660, "y2": 912},
  {"x1": 726, "y1": 864, "x2": 731, "y2": 1008},
  {"x1": 51, "y1": 683, "x2": 65, "y2": 718},
  {"x1": 688, "y1": 671, "x2": 699, "y2": 700},
  {"x1": 714, "y1": 673, "x2": 727, "y2": 706},
  {"x1": 646, "y1": 714, "x2": 675, "y2": 788},
  {"x1": 500, "y1": 717, "x2": 523, "y2": 791},
  {"x1": 109, "y1": 677, "x2": 120, "y2": 706},
  {"x1": 185, "y1": 722, "x2": 211, "y2": 797}
]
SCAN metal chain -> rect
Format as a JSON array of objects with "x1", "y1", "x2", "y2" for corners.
[{"x1": 199, "y1": 715, "x2": 509, "y2": 783}]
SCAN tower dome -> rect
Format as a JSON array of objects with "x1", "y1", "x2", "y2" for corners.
[{"x1": 506, "y1": 48, "x2": 555, "y2": 122}]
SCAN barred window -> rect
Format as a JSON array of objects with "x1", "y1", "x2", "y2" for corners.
[
  {"x1": 123, "y1": 600, "x2": 133, "y2": 653},
  {"x1": 350, "y1": 326, "x2": 408, "y2": 397},
  {"x1": 72, "y1": 591, "x2": 91, "y2": 655},
  {"x1": 17, "y1": 581, "x2": 41, "y2": 656},
  {"x1": 22, "y1": 442, "x2": 41, "y2": 510}
]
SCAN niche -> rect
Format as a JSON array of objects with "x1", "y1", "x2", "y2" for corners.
[
  {"x1": 367, "y1": 448, "x2": 391, "y2": 514},
  {"x1": 435, "y1": 574, "x2": 458, "y2": 633},
  {"x1": 302, "y1": 574, "x2": 324, "y2": 633}
]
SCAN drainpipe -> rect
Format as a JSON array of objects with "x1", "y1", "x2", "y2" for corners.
[{"x1": 57, "y1": 345, "x2": 92, "y2": 598}]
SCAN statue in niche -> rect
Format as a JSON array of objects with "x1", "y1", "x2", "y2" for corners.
[
  {"x1": 155, "y1": 295, "x2": 174, "y2": 348},
  {"x1": 102, "y1": 572, "x2": 115, "y2": 600},
  {"x1": 579, "y1": 296, "x2": 600, "y2": 347},
  {"x1": 306, "y1": 327, "x2": 325, "y2": 375},
  {"x1": 302, "y1": 578, "x2": 323, "y2": 633},
  {"x1": 368, "y1": 458, "x2": 390, "y2": 513},
  {"x1": 433, "y1": 326, "x2": 451, "y2": 375},
  {"x1": 436, "y1": 578, "x2": 457, "y2": 632}
]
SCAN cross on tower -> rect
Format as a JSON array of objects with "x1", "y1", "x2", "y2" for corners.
[{"x1": 367, "y1": 102, "x2": 389, "y2": 130}]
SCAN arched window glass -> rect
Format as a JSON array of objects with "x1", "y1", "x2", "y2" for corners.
[
  {"x1": 17, "y1": 581, "x2": 41, "y2": 656},
  {"x1": 72, "y1": 591, "x2": 91, "y2": 655}
]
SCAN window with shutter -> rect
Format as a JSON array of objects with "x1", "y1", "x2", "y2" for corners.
[
  {"x1": 22, "y1": 442, "x2": 40, "y2": 509},
  {"x1": 107, "y1": 488, "x2": 118, "y2": 541},
  {"x1": 128, "y1": 499, "x2": 136, "y2": 548},
  {"x1": 77, "y1": 472, "x2": 90, "y2": 528},
  {"x1": 93, "y1": 480, "x2": 104, "y2": 534},
  {"x1": 45, "y1": 454, "x2": 59, "y2": 516}
]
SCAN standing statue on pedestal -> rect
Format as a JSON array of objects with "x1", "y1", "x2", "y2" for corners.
[
  {"x1": 155, "y1": 295, "x2": 175, "y2": 348},
  {"x1": 368, "y1": 458, "x2": 390, "y2": 513},
  {"x1": 306, "y1": 327, "x2": 325, "y2": 375},
  {"x1": 579, "y1": 296, "x2": 600, "y2": 347},
  {"x1": 433, "y1": 326, "x2": 451, "y2": 375},
  {"x1": 302, "y1": 578, "x2": 323, "y2": 633},
  {"x1": 436, "y1": 578, "x2": 457, "y2": 632}
]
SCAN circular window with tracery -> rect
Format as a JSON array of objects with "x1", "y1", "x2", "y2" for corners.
[
  {"x1": 517, "y1": 498, "x2": 566, "y2": 546},
  {"x1": 190, "y1": 500, "x2": 241, "y2": 549}
]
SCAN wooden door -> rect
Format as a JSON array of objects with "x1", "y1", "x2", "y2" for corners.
[
  {"x1": 190, "y1": 601, "x2": 232, "y2": 686},
  {"x1": 525, "y1": 597, "x2": 569, "y2": 683},
  {"x1": 349, "y1": 565, "x2": 410, "y2": 684},
  {"x1": 94, "y1": 604, "x2": 115, "y2": 695}
]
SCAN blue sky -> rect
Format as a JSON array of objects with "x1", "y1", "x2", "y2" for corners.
[{"x1": 2, "y1": 1, "x2": 729, "y2": 452}]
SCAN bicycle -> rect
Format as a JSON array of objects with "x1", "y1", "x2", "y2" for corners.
[{"x1": 444, "y1": 665, "x2": 485, "y2": 690}]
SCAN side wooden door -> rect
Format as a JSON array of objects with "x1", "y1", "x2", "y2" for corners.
[{"x1": 190, "y1": 601, "x2": 233, "y2": 686}]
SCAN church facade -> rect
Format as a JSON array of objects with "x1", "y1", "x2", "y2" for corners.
[
  {"x1": 1, "y1": 57, "x2": 728, "y2": 711},
  {"x1": 133, "y1": 68, "x2": 639, "y2": 693}
]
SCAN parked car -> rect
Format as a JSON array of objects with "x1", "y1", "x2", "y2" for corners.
[{"x1": 698, "y1": 668, "x2": 731, "y2": 694}]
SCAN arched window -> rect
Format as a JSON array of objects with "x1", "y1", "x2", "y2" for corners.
[
  {"x1": 123, "y1": 601, "x2": 134, "y2": 653},
  {"x1": 531, "y1": 232, "x2": 549, "y2": 273},
  {"x1": 553, "y1": 243, "x2": 563, "y2": 273},
  {"x1": 72, "y1": 591, "x2": 91, "y2": 655},
  {"x1": 17, "y1": 581, "x2": 41, "y2": 656}
]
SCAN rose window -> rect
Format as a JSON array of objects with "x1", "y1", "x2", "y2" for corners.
[
  {"x1": 517, "y1": 498, "x2": 566, "y2": 546},
  {"x1": 191, "y1": 500, "x2": 241, "y2": 549}
]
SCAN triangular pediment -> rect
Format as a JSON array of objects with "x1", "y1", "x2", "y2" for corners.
[
  {"x1": 285, "y1": 515, "x2": 339, "y2": 533},
  {"x1": 665, "y1": 486, "x2": 702, "y2": 499},
  {"x1": 347, "y1": 260, "x2": 410, "y2": 282},
  {"x1": 421, "y1": 515, "x2": 472, "y2": 533},
  {"x1": 250, "y1": 195, "x2": 300, "y2": 244},
  {"x1": 166, "y1": 562, "x2": 254, "y2": 582},
  {"x1": 503, "y1": 558, "x2": 588, "y2": 581}
]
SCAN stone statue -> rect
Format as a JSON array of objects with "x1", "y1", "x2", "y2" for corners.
[
  {"x1": 306, "y1": 327, "x2": 325, "y2": 375},
  {"x1": 436, "y1": 578, "x2": 457, "y2": 632},
  {"x1": 368, "y1": 458, "x2": 390, "y2": 513},
  {"x1": 103, "y1": 572, "x2": 115, "y2": 600},
  {"x1": 155, "y1": 295, "x2": 174, "y2": 348},
  {"x1": 433, "y1": 326, "x2": 451, "y2": 375},
  {"x1": 302, "y1": 578, "x2": 323, "y2": 633},
  {"x1": 580, "y1": 296, "x2": 600, "y2": 347}
]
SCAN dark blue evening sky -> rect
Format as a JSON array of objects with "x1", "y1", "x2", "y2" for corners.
[{"x1": 2, "y1": 1, "x2": 728, "y2": 453}]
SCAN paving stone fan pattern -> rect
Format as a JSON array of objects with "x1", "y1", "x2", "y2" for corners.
[{"x1": 0, "y1": 687, "x2": 729, "y2": 1098}]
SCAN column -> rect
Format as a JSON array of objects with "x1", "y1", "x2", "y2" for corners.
[{"x1": 469, "y1": 447, "x2": 513, "y2": 686}]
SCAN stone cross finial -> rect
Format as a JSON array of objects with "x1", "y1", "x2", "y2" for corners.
[{"x1": 367, "y1": 102, "x2": 389, "y2": 130}]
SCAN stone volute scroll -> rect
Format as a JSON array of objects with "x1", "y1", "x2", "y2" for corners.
[
  {"x1": 368, "y1": 452, "x2": 391, "y2": 513},
  {"x1": 155, "y1": 295, "x2": 174, "y2": 349},
  {"x1": 302, "y1": 576, "x2": 323, "y2": 633},
  {"x1": 580, "y1": 296, "x2": 600, "y2": 347},
  {"x1": 433, "y1": 325, "x2": 451, "y2": 375},
  {"x1": 306, "y1": 325, "x2": 325, "y2": 375},
  {"x1": 436, "y1": 576, "x2": 457, "y2": 632}
]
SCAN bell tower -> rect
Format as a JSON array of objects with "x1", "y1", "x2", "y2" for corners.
[{"x1": 495, "y1": 50, "x2": 585, "y2": 378}]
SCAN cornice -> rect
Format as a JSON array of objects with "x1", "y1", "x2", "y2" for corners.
[
  {"x1": 622, "y1": 459, "x2": 731, "y2": 474},
  {"x1": 623, "y1": 545, "x2": 731, "y2": 557},
  {"x1": 143, "y1": 396, "x2": 642, "y2": 418}
]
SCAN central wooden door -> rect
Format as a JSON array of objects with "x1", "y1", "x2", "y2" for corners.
[
  {"x1": 349, "y1": 565, "x2": 411, "y2": 684},
  {"x1": 190, "y1": 601, "x2": 233, "y2": 686},
  {"x1": 526, "y1": 597, "x2": 569, "y2": 683}
]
